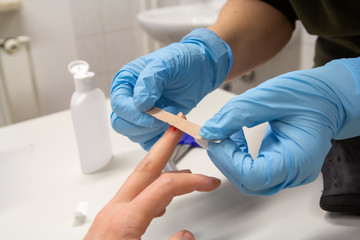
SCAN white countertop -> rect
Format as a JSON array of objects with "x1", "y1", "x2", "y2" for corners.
[{"x1": 0, "y1": 89, "x2": 359, "y2": 240}]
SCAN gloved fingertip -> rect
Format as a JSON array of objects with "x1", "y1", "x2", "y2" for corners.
[
  {"x1": 199, "y1": 126, "x2": 224, "y2": 140},
  {"x1": 110, "y1": 111, "x2": 117, "y2": 122},
  {"x1": 134, "y1": 94, "x2": 161, "y2": 113},
  {"x1": 198, "y1": 127, "x2": 209, "y2": 138},
  {"x1": 199, "y1": 141, "x2": 220, "y2": 159},
  {"x1": 110, "y1": 112, "x2": 122, "y2": 133}
]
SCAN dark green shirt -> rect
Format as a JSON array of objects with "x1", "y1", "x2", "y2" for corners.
[{"x1": 262, "y1": 0, "x2": 360, "y2": 67}]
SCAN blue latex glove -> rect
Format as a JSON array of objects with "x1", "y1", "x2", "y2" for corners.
[
  {"x1": 200, "y1": 57, "x2": 360, "y2": 195},
  {"x1": 110, "y1": 28, "x2": 232, "y2": 150}
]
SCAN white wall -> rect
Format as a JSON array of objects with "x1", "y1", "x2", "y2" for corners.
[
  {"x1": 70, "y1": 0, "x2": 145, "y2": 97},
  {"x1": 299, "y1": 23, "x2": 317, "y2": 70},
  {"x1": 0, "y1": 0, "x2": 146, "y2": 123},
  {"x1": 0, "y1": 0, "x2": 77, "y2": 118}
]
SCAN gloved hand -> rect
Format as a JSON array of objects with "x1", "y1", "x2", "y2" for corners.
[
  {"x1": 200, "y1": 57, "x2": 360, "y2": 195},
  {"x1": 110, "y1": 28, "x2": 232, "y2": 150}
]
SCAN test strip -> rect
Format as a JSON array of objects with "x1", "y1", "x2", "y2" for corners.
[{"x1": 147, "y1": 107, "x2": 202, "y2": 140}]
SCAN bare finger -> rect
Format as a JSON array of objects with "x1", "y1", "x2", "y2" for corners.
[
  {"x1": 113, "y1": 114, "x2": 186, "y2": 202},
  {"x1": 128, "y1": 172, "x2": 221, "y2": 227},
  {"x1": 168, "y1": 230, "x2": 195, "y2": 240}
]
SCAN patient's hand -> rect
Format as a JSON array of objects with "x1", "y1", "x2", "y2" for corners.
[{"x1": 84, "y1": 124, "x2": 221, "y2": 240}]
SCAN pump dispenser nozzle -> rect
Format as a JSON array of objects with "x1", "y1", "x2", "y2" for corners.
[{"x1": 68, "y1": 60, "x2": 89, "y2": 75}]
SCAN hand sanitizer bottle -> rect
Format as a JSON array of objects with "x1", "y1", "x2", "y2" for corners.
[{"x1": 68, "y1": 60, "x2": 112, "y2": 174}]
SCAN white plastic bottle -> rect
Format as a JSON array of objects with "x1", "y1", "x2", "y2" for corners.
[{"x1": 68, "y1": 60, "x2": 112, "y2": 174}]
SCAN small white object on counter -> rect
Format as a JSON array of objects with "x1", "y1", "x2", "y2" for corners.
[{"x1": 73, "y1": 201, "x2": 90, "y2": 226}]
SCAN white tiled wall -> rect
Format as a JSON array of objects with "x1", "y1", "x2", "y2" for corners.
[
  {"x1": 0, "y1": 0, "x2": 147, "y2": 123},
  {"x1": 70, "y1": 0, "x2": 145, "y2": 97},
  {"x1": 69, "y1": 0, "x2": 208, "y2": 97},
  {"x1": 0, "y1": 0, "x2": 77, "y2": 120}
]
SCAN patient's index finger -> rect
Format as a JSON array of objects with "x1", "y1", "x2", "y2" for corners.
[{"x1": 114, "y1": 114, "x2": 185, "y2": 202}]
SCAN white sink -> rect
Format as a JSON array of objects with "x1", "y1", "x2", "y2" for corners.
[{"x1": 137, "y1": 0, "x2": 226, "y2": 44}]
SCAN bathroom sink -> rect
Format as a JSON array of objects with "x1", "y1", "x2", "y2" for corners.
[{"x1": 137, "y1": 0, "x2": 226, "y2": 44}]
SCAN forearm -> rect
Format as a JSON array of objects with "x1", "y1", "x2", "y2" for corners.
[{"x1": 208, "y1": 0, "x2": 294, "y2": 81}]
